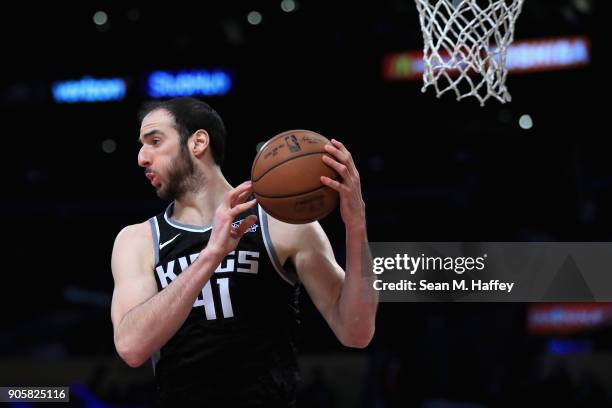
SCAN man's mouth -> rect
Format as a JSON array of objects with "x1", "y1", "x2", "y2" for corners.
[{"x1": 145, "y1": 172, "x2": 159, "y2": 187}]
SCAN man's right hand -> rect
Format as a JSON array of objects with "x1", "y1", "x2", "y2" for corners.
[{"x1": 207, "y1": 181, "x2": 258, "y2": 257}]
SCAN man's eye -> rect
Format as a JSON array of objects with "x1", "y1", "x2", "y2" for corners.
[{"x1": 153, "y1": 139, "x2": 161, "y2": 145}]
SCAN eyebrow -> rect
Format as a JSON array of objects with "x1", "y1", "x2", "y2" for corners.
[{"x1": 138, "y1": 129, "x2": 165, "y2": 143}]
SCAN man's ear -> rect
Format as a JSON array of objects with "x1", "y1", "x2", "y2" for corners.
[{"x1": 190, "y1": 129, "x2": 210, "y2": 157}]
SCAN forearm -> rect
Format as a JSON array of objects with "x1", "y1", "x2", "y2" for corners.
[
  {"x1": 114, "y1": 247, "x2": 223, "y2": 366},
  {"x1": 337, "y1": 223, "x2": 378, "y2": 347}
]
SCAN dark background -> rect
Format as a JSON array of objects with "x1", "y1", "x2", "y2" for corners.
[{"x1": 1, "y1": 1, "x2": 609, "y2": 407}]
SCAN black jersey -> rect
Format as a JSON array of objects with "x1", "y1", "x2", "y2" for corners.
[{"x1": 147, "y1": 202, "x2": 300, "y2": 407}]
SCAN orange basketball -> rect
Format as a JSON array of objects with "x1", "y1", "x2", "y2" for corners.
[{"x1": 251, "y1": 129, "x2": 340, "y2": 224}]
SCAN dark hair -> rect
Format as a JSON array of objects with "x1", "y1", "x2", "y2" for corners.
[{"x1": 138, "y1": 97, "x2": 226, "y2": 166}]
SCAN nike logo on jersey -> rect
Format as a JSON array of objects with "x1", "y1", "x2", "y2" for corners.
[
  {"x1": 159, "y1": 233, "x2": 181, "y2": 250},
  {"x1": 231, "y1": 219, "x2": 259, "y2": 233}
]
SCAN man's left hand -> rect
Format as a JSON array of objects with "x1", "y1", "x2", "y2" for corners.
[{"x1": 320, "y1": 139, "x2": 366, "y2": 230}]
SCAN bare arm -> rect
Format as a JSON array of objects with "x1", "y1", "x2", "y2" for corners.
[
  {"x1": 269, "y1": 139, "x2": 377, "y2": 348},
  {"x1": 289, "y1": 222, "x2": 377, "y2": 348},
  {"x1": 111, "y1": 224, "x2": 223, "y2": 367},
  {"x1": 337, "y1": 222, "x2": 378, "y2": 345},
  {"x1": 111, "y1": 182, "x2": 258, "y2": 367}
]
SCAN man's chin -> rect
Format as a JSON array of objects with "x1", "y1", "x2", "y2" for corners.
[
  {"x1": 156, "y1": 186, "x2": 170, "y2": 200},
  {"x1": 157, "y1": 186, "x2": 180, "y2": 201}
]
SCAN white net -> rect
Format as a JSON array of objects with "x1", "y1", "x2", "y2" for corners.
[{"x1": 415, "y1": 0, "x2": 525, "y2": 106}]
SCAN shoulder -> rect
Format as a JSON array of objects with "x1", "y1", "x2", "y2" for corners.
[
  {"x1": 265, "y1": 212, "x2": 329, "y2": 258},
  {"x1": 114, "y1": 221, "x2": 153, "y2": 248},
  {"x1": 112, "y1": 221, "x2": 155, "y2": 275}
]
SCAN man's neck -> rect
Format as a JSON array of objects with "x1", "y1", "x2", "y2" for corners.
[{"x1": 170, "y1": 169, "x2": 233, "y2": 227}]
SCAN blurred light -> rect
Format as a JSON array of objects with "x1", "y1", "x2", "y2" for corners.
[
  {"x1": 528, "y1": 304, "x2": 610, "y2": 335},
  {"x1": 256, "y1": 142, "x2": 265, "y2": 152},
  {"x1": 573, "y1": 0, "x2": 592, "y2": 14},
  {"x1": 127, "y1": 8, "x2": 141, "y2": 22},
  {"x1": 93, "y1": 11, "x2": 108, "y2": 26},
  {"x1": 547, "y1": 339, "x2": 591, "y2": 355},
  {"x1": 519, "y1": 114, "x2": 533, "y2": 130},
  {"x1": 505, "y1": 37, "x2": 590, "y2": 72},
  {"x1": 147, "y1": 70, "x2": 232, "y2": 98},
  {"x1": 381, "y1": 52, "x2": 425, "y2": 81},
  {"x1": 247, "y1": 11, "x2": 263, "y2": 25},
  {"x1": 281, "y1": 0, "x2": 298, "y2": 13},
  {"x1": 52, "y1": 76, "x2": 126, "y2": 103},
  {"x1": 102, "y1": 139, "x2": 117, "y2": 154},
  {"x1": 383, "y1": 36, "x2": 591, "y2": 81}
]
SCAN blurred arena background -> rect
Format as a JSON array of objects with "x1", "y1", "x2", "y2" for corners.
[{"x1": 1, "y1": 1, "x2": 609, "y2": 407}]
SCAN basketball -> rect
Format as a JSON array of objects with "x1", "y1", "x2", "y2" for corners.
[{"x1": 251, "y1": 129, "x2": 340, "y2": 224}]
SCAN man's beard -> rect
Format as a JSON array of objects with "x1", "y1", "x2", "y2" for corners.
[{"x1": 157, "y1": 148, "x2": 203, "y2": 201}]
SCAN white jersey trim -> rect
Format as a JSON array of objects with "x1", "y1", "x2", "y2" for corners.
[
  {"x1": 258, "y1": 205, "x2": 298, "y2": 286},
  {"x1": 164, "y1": 202, "x2": 213, "y2": 233},
  {"x1": 149, "y1": 217, "x2": 160, "y2": 266}
]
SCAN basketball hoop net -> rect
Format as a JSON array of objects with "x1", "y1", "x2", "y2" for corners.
[{"x1": 415, "y1": 0, "x2": 525, "y2": 106}]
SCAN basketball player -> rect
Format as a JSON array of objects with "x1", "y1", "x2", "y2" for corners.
[{"x1": 110, "y1": 97, "x2": 378, "y2": 407}]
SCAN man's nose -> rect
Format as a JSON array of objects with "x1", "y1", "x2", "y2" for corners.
[{"x1": 138, "y1": 146, "x2": 151, "y2": 168}]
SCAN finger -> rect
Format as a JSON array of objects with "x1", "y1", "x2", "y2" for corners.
[
  {"x1": 230, "y1": 198, "x2": 257, "y2": 217},
  {"x1": 322, "y1": 154, "x2": 350, "y2": 179},
  {"x1": 226, "y1": 181, "x2": 253, "y2": 207},
  {"x1": 320, "y1": 175, "x2": 346, "y2": 193},
  {"x1": 235, "y1": 214, "x2": 258, "y2": 236},
  {"x1": 324, "y1": 143, "x2": 349, "y2": 165},
  {"x1": 331, "y1": 138, "x2": 346, "y2": 151},
  {"x1": 232, "y1": 188, "x2": 252, "y2": 207},
  {"x1": 330, "y1": 139, "x2": 358, "y2": 173}
]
